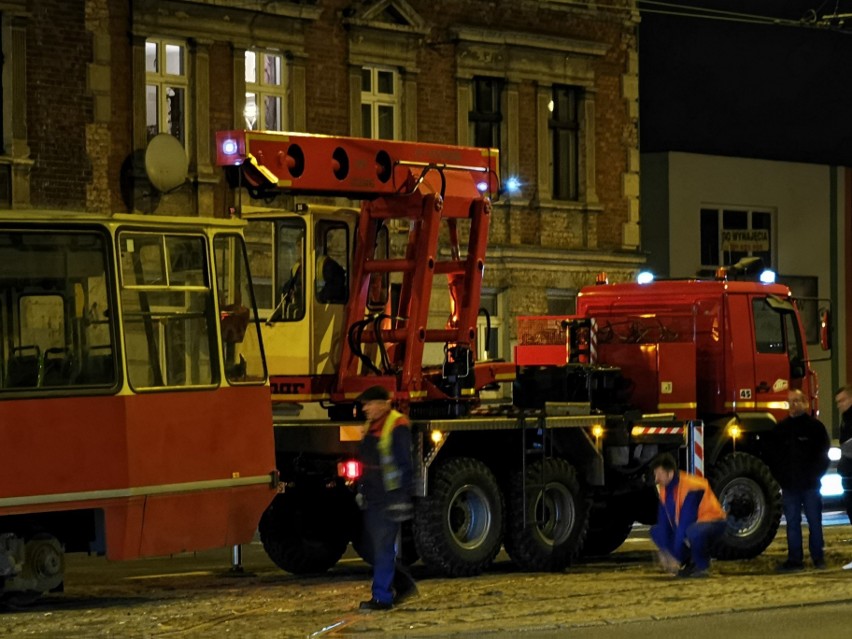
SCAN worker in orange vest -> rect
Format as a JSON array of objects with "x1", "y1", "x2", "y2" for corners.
[{"x1": 650, "y1": 453, "x2": 727, "y2": 578}]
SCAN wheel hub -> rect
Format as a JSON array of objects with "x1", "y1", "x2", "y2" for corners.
[
  {"x1": 533, "y1": 482, "x2": 576, "y2": 547},
  {"x1": 720, "y1": 477, "x2": 765, "y2": 537},
  {"x1": 448, "y1": 483, "x2": 492, "y2": 550}
]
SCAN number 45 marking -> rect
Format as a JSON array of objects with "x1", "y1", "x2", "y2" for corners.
[{"x1": 739, "y1": 388, "x2": 753, "y2": 400}]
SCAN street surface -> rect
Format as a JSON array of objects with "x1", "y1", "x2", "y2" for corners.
[{"x1": 3, "y1": 517, "x2": 852, "y2": 638}]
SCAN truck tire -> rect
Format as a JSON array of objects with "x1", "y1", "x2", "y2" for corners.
[
  {"x1": 710, "y1": 452, "x2": 782, "y2": 560},
  {"x1": 581, "y1": 506, "x2": 634, "y2": 557},
  {"x1": 259, "y1": 486, "x2": 356, "y2": 574},
  {"x1": 504, "y1": 458, "x2": 589, "y2": 571},
  {"x1": 413, "y1": 457, "x2": 503, "y2": 577}
]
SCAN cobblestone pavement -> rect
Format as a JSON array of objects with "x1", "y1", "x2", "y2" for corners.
[{"x1": 3, "y1": 525, "x2": 852, "y2": 638}]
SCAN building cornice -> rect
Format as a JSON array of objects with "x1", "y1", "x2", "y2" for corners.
[{"x1": 452, "y1": 26, "x2": 609, "y2": 58}]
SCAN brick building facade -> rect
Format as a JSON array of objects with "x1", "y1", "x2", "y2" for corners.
[{"x1": 3, "y1": 0, "x2": 644, "y2": 359}]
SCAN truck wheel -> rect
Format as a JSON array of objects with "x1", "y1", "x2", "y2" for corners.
[
  {"x1": 259, "y1": 486, "x2": 356, "y2": 574},
  {"x1": 581, "y1": 505, "x2": 634, "y2": 557},
  {"x1": 504, "y1": 458, "x2": 589, "y2": 571},
  {"x1": 414, "y1": 457, "x2": 503, "y2": 577},
  {"x1": 710, "y1": 452, "x2": 782, "y2": 560}
]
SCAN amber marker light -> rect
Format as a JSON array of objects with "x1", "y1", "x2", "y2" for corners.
[
  {"x1": 592, "y1": 424, "x2": 604, "y2": 439},
  {"x1": 431, "y1": 430, "x2": 444, "y2": 444}
]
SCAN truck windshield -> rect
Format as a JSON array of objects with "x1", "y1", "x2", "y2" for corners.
[{"x1": 0, "y1": 229, "x2": 116, "y2": 392}]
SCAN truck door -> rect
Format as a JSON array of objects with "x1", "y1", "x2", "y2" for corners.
[{"x1": 750, "y1": 295, "x2": 805, "y2": 420}]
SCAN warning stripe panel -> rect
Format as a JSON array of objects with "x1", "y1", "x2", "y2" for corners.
[{"x1": 631, "y1": 426, "x2": 685, "y2": 435}]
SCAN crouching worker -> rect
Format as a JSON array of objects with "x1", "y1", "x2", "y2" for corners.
[
  {"x1": 650, "y1": 453, "x2": 727, "y2": 578},
  {"x1": 356, "y1": 385, "x2": 418, "y2": 611}
]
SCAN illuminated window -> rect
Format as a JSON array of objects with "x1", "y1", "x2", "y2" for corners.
[
  {"x1": 549, "y1": 86, "x2": 580, "y2": 201},
  {"x1": 245, "y1": 50, "x2": 286, "y2": 131},
  {"x1": 145, "y1": 39, "x2": 188, "y2": 144},
  {"x1": 361, "y1": 66, "x2": 398, "y2": 140}
]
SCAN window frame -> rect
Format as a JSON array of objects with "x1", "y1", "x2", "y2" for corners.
[
  {"x1": 549, "y1": 85, "x2": 581, "y2": 201},
  {"x1": 360, "y1": 65, "x2": 400, "y2": 141},
  {"x1": 213, "y1": 232, "x2": 267, "y2": 385},
  {"x1": 144, "y1": 38, "x2": 190, "y2": 146},
  {"x1": 244, "y1": 49, "x2": 287, "y2": 131},
  {"x1": 476, "y1": 288, "x2": 503, "y2": 362},
  {"x1": 117, "y1": 230, "x2": 217, "y2": 391},
  {"x1": 0, "y1": 227, "x2": 119, "y2": 394},
  {"x1": 700, "y1": 206, "x2": 774, "y2": 269},
  {"x1": 314, "y1": 220, "x2": 349, "y2": 305},
  {"x1": 469, "y1": 76, "x2": 504, "y2": 151}
]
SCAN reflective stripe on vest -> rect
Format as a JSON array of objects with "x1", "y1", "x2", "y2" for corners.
[{"x1": 377, "y1": 409, "x2": 405, "y2": 491}]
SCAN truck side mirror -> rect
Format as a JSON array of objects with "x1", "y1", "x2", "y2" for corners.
[{"x1": 819, "y1": 307, "x2": 831, "y2": 351}]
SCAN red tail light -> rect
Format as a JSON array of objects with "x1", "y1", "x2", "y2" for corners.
[{"x1": 338, "y1": 459, "x2": 362, "y2": 480}]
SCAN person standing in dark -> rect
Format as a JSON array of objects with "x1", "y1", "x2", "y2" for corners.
[
  {"x1": 356, "y1": 385, "x2": 418, "y2": 611},
  {"x1": 834, "y1": 385, "x2": 852, "y2": 569},
  {"x1": 769, "y1": 389, "x2": 831, "y2": 571}
]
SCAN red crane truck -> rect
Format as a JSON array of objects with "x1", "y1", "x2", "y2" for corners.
[{"x1": 216, "y1": 130, "x2": 822, "y2": 576}]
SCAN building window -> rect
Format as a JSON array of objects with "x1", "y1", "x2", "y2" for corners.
[
  {"x1": 245, "y1": 50, "x2": 286, "y2": 131},
  {"x1": 549, "y1": 86, "x2": 580, "y2": 201},
  {"x1": 469, "y1": 77, "x2": 503, "y2": 149},
  {"x1": 361, "y1": 66, "x2": 398, "y2": 140},
  {"x1": 546, "y1": 289, "x2": 576, "y2": 316},
  {"x1": 700, "y1": 207, "x2": 773, "y2": 268},
  {"x1": 145, "y1": 39, "x2": 187, "y2": 144},
  {"x1": 477, "y1": 289, "x2": 503, "y2": 361}
]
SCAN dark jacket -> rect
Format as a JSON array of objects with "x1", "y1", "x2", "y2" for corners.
[
  {"x1": 840, "y1": 408, "x2": 852, "y2": 446},
  {"x1": 767, "y1": 413, "x2": 830, "y2": 491},
  {"x1": 358, "y1": 411, "x2": 413, "y2": 508},
  {"x1": 838, "y1": 408, "x2": 852, "y2": 478}
]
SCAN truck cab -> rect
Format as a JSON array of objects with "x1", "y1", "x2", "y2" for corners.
[{"x1": 574, "y1": 278, "x2": 817, "y2": 428}]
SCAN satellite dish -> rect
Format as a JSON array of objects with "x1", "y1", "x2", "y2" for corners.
[{"x1": 144, "y1": 133, "x2": 188, "y2": 192}]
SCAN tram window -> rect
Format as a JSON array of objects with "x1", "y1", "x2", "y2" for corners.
[
  {"x1": 0, "y1": 229, "x2": 116, "y2": 392},
  {"x1": 213, "y1": 234, "x2": 266, "y2": 384},
  {"x1": 119, "y1": 232, "x2": 215, "y2": 390}
]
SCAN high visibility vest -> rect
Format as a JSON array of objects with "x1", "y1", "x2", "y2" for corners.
[
  {"x1": 659, "y1": 471, "x2": 727, "y2": 523},
  {"x1": 377, "y1": 409, "x2": 405, "y2": 491}
]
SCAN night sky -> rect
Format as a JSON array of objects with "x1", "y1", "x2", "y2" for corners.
[{"x1": 639, "y1": 0, "x2": 852, "y2": 165}]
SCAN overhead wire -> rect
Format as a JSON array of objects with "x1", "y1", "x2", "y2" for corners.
[{"x1": 548, "y1": 0, "x2": 852, "y2": 30}]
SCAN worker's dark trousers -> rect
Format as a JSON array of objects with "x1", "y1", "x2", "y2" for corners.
[
  {"x1": 364, "y1": 506, "x2": 414, "y2": 605},
  {"x1": 650, "y1": 519, "x2": 727, "y2": 570}
]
